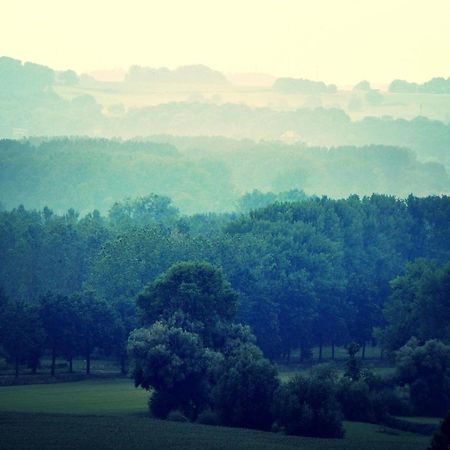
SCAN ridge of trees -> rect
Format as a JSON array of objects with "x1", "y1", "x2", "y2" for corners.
[{"x1": 1, "y1": 138, "x2": 449, "y2": 216}]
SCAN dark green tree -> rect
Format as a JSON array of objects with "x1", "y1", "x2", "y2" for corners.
[
  {"x1": 128, "y1": 322, "x2": 221, "y2": 420},
  {"x1": 429, "y1": 411, "x2": 450, "y2": 450},
  {"x1": 72, "y1": 290, "x2": 117, "y2": 375},
  {"x1": 39, "y1": 293, "x2": 80, "y2": 376},
  {"x1": 213, "y1": 339, "x2": 279, "y2": 430},
  {"x1": 0, "y1": 292, "x2": 45, "y2": 376},
  {"x1": 273, "y1": 374, "x2": 344, "y2": 438},
  {"x1": 344, "y1": 342, "x2": 362, "y2": 380},
  {"x1": 137, "y1": 262, "x2": 239, "y2": 348},
  {"x1": 396, "y1": 338, "x2": 450, "y2": 416},
  {"x1": 380, "y1": 260, "x2": 450, "y2": 353}
]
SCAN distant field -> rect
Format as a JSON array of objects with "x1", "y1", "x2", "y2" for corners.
[
  {"x1": 398, "y1": 416, "x2": 442, "y2": 426},
  {"x1": 55, "y1": 83, "x2": 450, "y2": 123},
  {"x1": 278, "y1": 365, "x2": 396, "y2": 383},
  {"x1": 277, "y1": 345, "x2": 395, "y2": 382},
  {"x1": 0, "y1": 379, "x2": 431, "y2": 450}
]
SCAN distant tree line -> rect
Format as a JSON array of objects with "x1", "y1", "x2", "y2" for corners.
[
  {"x1": 2, "y1": 57, "x2": 450, "y2": 166},
  {"x1": 389, "y1": 77, "x2": 450, "y2": 94},
  {"x1": 1, "y1": 138, "x2": 448, "y2": 216}
]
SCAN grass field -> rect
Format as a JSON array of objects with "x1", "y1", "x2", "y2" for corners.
[
  {"x1": 0, "y1": 412, "x2": 431, "y2": 450},
  {"x1": 0, "y1": 379, "x2": 148, "y2": 415},
  {"x1": 0, "y1": 379, "x2": 431, "y2": 450},
  {"x1": 55, "y1": 83, "x2": 450, "y2": 123}
]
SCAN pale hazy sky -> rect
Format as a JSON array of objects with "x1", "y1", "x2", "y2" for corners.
[{"x1": 2, "y1": 0, "x2": 450, "y2": 85}]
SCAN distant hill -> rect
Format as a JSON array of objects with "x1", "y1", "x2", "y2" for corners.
[{"x1": 273, "y1": 77, "x2": 337, "y2": 94}]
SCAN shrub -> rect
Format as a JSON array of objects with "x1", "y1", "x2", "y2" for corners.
[
  {"x1": 196, "y1": 409, "x2": 220, "y2": 426},
  {"x1": 149, "y1": 391, "x2": 177, "y2": 419},
  {"x1": 129, "y1": 323, "x2": 222, "y2": 420},
  {"x1": 336, "y1": 378, "x2": 374, "y2": 422},
  {"x1": 395, "y1": 339, "x2": 450, "y2": 416},
  {"x1": 337, "y1": 375, "x2": 411, "y2": 423},
  {"x1": 213, "y1": 342, "x2": 279, "y2": 430},
  {"x1": 273, "y1": 375, "x2": 344, "y2": 438},
  {"x1": 371, "y1": 388, "x2": 412, "y2": 419},
  {"x1": 429, "y1": 411, "x2": 450, "y2": 450}
]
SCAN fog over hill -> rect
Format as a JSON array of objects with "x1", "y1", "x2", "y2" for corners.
[{"x1": 1, "y1": 55, "x2": 450, "y2": 215}]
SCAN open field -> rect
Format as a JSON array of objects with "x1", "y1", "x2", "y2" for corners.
[
  {"x1": 55, "y1": 83, "x2": 450, "y2": 123},
  {"x1": 0, "y1": 379, "x2": 148, "y2": 415},
  {"x1": 0, "y1": 379, "x2": 431, "y2": 450}
]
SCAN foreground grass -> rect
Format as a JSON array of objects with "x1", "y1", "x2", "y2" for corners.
[
  {"x1": 0, "y1": 379, "x2": 430, "y2": 450},
  {"x1": 0, "y1": 413, "x2": 429, "y2": 450}
]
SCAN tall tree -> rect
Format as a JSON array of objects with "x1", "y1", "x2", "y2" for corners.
[
  {"x1": 137, "y1": 261, "x2": 238, "y2": 349},
  {"x1": 72, "y1": 290, "x2": 117, "y2": 375},
  {"x1": 39, "y1": 293, "x2": 79, "y2": 376},
  {"x1": 0, "y1": 292, "x2": 45, "y2": 376}
]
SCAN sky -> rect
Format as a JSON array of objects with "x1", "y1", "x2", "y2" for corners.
[{"x1": 2, "y1": 0, "x2": 450, "y2": 86}]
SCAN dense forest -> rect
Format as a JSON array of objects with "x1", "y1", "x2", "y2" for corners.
[{"x1": 2, "y1": 193, "x2": 450, "y2": 360}]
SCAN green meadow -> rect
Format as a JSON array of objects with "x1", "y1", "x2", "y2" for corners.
[{"x1": 0, "y1": 379, "x2": 431, "y2": 450}]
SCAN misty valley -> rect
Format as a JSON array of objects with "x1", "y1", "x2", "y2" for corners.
[{"x1": 2, "y1": 27, "x2": 450, "y2": 450}]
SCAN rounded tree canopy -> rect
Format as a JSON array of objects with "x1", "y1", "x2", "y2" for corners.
[{"x1": 137, "y1": 261, "x2": 239, "y2": 348}]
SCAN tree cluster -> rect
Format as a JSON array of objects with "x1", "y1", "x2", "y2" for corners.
[
  {"x1": 128, "y1": 262, "x2": 347, "y2": 437},
  {"x1": 0, "y1": 289, "x2": 133, "y2": 377}
]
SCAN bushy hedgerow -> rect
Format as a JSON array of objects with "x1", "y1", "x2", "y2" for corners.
[
  {"x1": 336, "y1": 368, "x2": 412, "y2": 423},
  {"x1": 273, "y1": 374, "x2": 344, "y2": 438},
  {"x1": 196, "y1": 409, "x2": 220, "y2": 426},
  {"x1": 395, "y1": 339, "x2": 450, "y2": 416},
  {"x1": 429, "y1": 411, "x2": 450, "y2": 450},
  {"x1": 336, "y1": 378, "x2": 374, "y2": 422},
  {"x1": 213, "y1": 341, "x2": 279, "y2": 431}
]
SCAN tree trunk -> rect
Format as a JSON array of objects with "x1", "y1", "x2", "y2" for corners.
[
  {"x1": 331, "y1": 341, "x2": 335, "y2": 360},
  {"x1": 300, "y1": 344, "x2": 310, "y2": 362},
  {"x1": 319, "y1": 338, "x2": 323, "y2": 361},
  {"x1": 15, "y1": 357, "x2": 19, "y2": 378},
  {"x1": 362, "y1": 342, "x2": 366, "y2": 359},
  {"x1": 69, "y1": 355, "x2": 73, "y2": 373},
  {"x1": 120, "y1": 353, "x2": 127, "y2": 375},
  {"x1": 51, "y1": 347, "x2": 56, "y2": 376},
  {"x1": 86, "y1": 349, "x2": 91, "y2": 375},
  {"x1": 286, "y1": 348, "x2": 291, "y2": 364}
]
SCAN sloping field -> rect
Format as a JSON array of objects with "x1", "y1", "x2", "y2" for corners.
[{"x1": 0, "y1": 379, "x2": 430, "y2": 450}]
